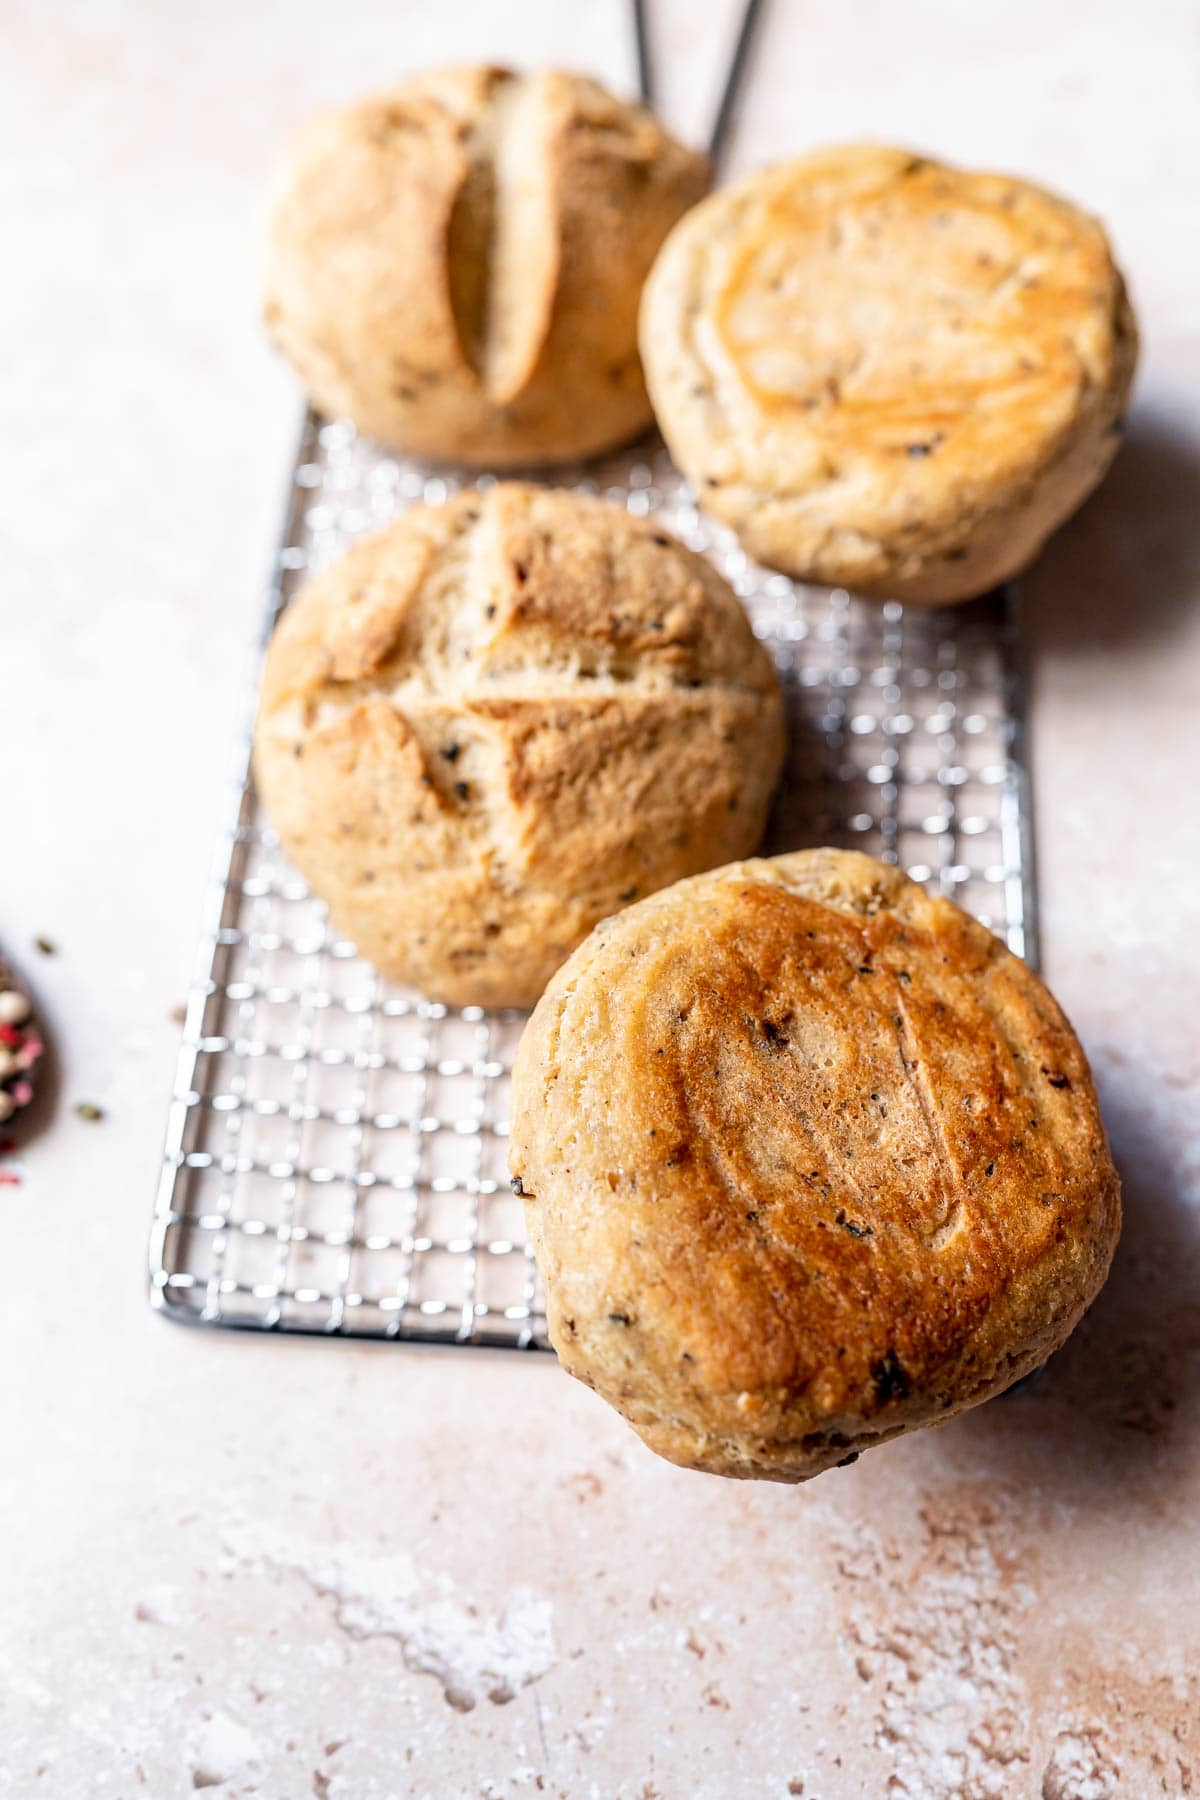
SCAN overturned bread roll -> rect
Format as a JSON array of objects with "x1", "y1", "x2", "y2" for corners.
[
  {"x1": 640, "y1": 145, "x2": 1137, "y2": 603},
  {"x1": 510, "y1": 849, "x2": 1120, "y2": 1481},
  {"x1": 253, "y1": 484, "x2": 784, "y2": 1007},
  {"x1": 264, "y1": 66, "x2": 709, "y2": 466}
]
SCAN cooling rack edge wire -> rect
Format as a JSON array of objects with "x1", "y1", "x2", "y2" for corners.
[{"x1": 148, "y1": 410, "x2": 1039, "y2": 1349}]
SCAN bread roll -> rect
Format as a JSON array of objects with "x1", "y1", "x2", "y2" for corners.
[
  {"x1": 640, "y1": 145, "x2": 1137, "y2": 603},
  {"x1": 511, "y1": 849, "x2": 1120, "y2": 1480},
  {"x1": 253, "y1": 484, "x2": 785, "y2": 1007},
  {"x1": 265, "y1": 66, "x2": 709, "y2": 465}
]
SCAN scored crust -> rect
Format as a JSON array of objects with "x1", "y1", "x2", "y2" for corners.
[
  {"x1": 510, "y1": 849, "x2": 1121, "y2": 1481},
  {"x1": 264, "y1": 65, "x2": 709, "y2": 466},
  {"x1": 253, "y1": 484, "x2": 784, "y2": 1008},
  {"x1": 640, "y1": 144, "x2": 1138, "y2": 604}
]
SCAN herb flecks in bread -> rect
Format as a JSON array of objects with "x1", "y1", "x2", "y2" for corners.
[
  {"x1": 265, "y1": 66, "x2": 709, "y2": 466},
  {"x1": 510, "y1": 849, "x2": 1120, "y2": 1481},
  {"x1": 641, "y1": 145, "x2": 1137, "y2": 603},
  {"x1": 253, "y1": 485, "x2": 784, "y2": 1008}
]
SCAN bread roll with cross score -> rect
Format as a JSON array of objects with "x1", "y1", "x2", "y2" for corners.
[{"x1": 253, "y1": 483, "x2": 785, "y2": 1009}]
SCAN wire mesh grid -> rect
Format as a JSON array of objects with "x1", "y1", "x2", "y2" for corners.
[{"x1": 149, "y1": 411, "x2": 1036, "y2": 1349}]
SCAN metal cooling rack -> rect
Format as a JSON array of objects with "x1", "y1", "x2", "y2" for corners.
[{"x1": 148, "y1": 412, "x2": 1037, "y2": 1349}]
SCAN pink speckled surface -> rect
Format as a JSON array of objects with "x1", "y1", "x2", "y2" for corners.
[{"x1": 1, "y1": 3, "x2": 1198, "y2": 1796}]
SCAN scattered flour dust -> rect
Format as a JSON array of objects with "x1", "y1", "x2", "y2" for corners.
[
  {"x1": 190, "y1": 1710, "x2": 263, "y2": 1789},
  {"x1": 133, "y1": 1580, "x2": 184, "y2": 1627},
  {"x1": 837, "y1": 1497, "x2": 1032, "y2": 1799},
  {"x1": 1040, "y1": 1728, "x2": 1120, "y2": 1800},
  {"x1": 221, "y1": 1520, "x2": 556, "y2": 1713},
  {"x1": 835, "y1": 1497, "x2": 1125, "y2": 1800}
]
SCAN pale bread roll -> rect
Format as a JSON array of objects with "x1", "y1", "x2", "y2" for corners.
[
  {"x1": 265, "y1": 66, "x2": 709, "y2": 466},
  {"x1": 253, "y1": 485, "x2": 785, "y2": 1007}
]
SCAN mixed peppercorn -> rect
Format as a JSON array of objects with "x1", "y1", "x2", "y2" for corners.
[{"x1": 0, "y1": 971, "x2": 41, "y2": 1124}]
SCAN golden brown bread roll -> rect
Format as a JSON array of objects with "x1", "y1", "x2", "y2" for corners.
[
  {"x1": 264, "y1": 66, "x2": 709, "y2": 466},
  {"x1": 253, "y1": 484, "x2": 785, "y2": 1007},
  {"x1": 510, "y1": 849, "x2": 1121, "y2": 1481},
  {"x1": 640, "y1": 145, "x2": 1138, "y2": 603}
]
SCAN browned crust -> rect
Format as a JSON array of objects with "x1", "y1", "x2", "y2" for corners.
[
  {"x1": 640, "y1": 144, "x2": 1138, "y2": 603},
  {"x1": 510, "y1": 850, "x2": 1121, "y2": 1480}
]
